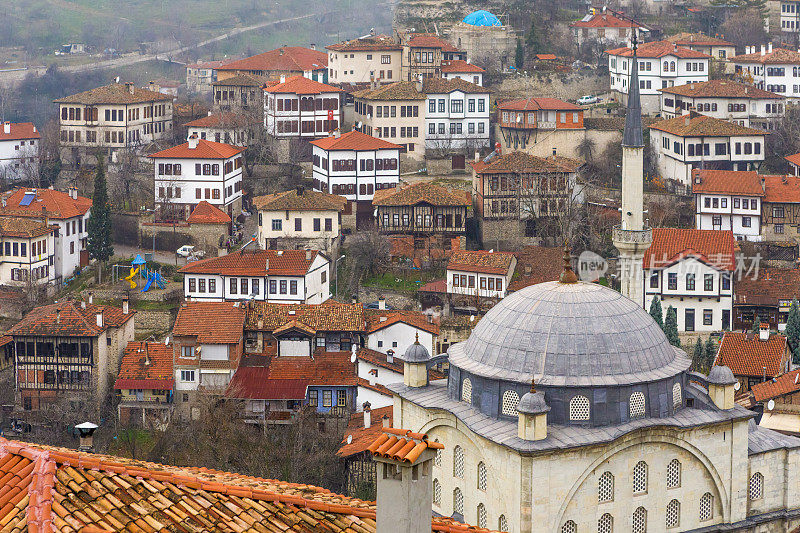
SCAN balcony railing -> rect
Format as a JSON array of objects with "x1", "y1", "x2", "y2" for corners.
[{"x1": 612, "y1": 225, "x2": 652, "y2": 245}]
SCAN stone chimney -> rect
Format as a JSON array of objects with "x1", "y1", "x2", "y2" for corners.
[
  {"x1": 75, "y1": 422, "x2": 98, "y2": 452},
  {"x1": 759, "y1": 323, "x2": 770, "y2": 341},
  {"x1": 296, "y1": 185, "x2": 304, "y2": 196},
  {"x1": 96, "y1": 311, "x2": 104, "y2": 328},
  {"x1": 122, "y1": 295, "x2": 130, "y2": 315},
  {"x1": 378, "y1": 296, "x2": 386, "y2": 310},
  {"x1": 707, "y1": 366, "x2": 737, "y2": 410},
  {"x1": 125, "y1": 81, "x2": 135, "y2": 94},
  {"x1": 2, "y1": 122, "x2": 10, "y2": 135},
  {"x1": 382, "y1": 415, "x2": 391, "y2": 427},
  {"x1": 305, "y1": 249, "x2": 313, "y2": 261},
  {"x1": 363, "y1": 402, "x2": 372, "y2": 428}
]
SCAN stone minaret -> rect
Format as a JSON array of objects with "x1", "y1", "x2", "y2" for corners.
[{"x1": 613, "y1": 29, "x2": 652, "y2": 308}]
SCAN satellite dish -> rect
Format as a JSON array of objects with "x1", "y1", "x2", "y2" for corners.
[
  {"x1": 733, "y1": 382, "x2": 741, "y2": 391},
  {"x1": 767, "y1": 399, "x2": 775, "y2": 411}
]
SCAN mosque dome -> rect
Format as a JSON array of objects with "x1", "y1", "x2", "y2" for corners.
[{"x1": 462, "y1": 10, "x2": 502, "y2": 27}]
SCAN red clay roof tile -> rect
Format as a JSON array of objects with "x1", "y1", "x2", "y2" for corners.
[
  {"x1": 338, "y1": 405, "x2": 394, "y2": 457},
  {"x1": 54, "y1": 83, "x2": 171, "y2": 104},
  {"x1": 372, "y1": 181, "x2": 470, "y2": 207},
  {"x1": 659, "y1": 79, "x2": 782, "y2": 99},
  {"x1": 691, "y1": 169, "x2": 765, "y2": 196},
  {"x1": 253, "y1": 188, "x2": 346, "y2": 212},
  {"x1": 649, "y1": 111, "x2": 765, "y2": 137},
  {"x1": 643, "y1": 228, "x2": 736, "y2": 270},
  {"x1": 178, "y1": 249, "x2": 321, "y2": 277},
  {"x1": 0, "y1": 188, "x2": 91, "y2": 220},
  {"x1": 0, "y1": 122, "x2": 40, "y2": 142},
  {"x1": 310, "y1": 130, "x2": 402, "y2": 151},
  {"x1": 172, "y1": 301, "x2": 245, "y2": 344},
  {"x1": 570, "y1": 12, "x2": 647, "y2": 28},
  {"x1": 8, "y1": 301, "x2": 134, "y2": 337},
  {"x1": 786, "y1": 153, "x2": 800, "y2": 167},
  {"x1": 715, "y1": 331, "x2": 788, "y2": 378},
  {"x1": 149, "y1": 139, "x2": 245, "y2": 160},
  {"x1": 186, "y1": 200, "x2": 231, "y2": 224},
  {"x1": 606, "y1": 40, "x2": 712, "y2": 59},
  {"x1": 751, "y1": 368, "x2": 800, "y2": 402},
  {"x1": 731, "y1": 47, "x2": 800, "y2": 64},
  {"x1": 448, "y1": 249, "x2": 516, "y2": 275},
  {"x1": 327, "y1": 35, "x2": 402, "y2": 52},
  {"x1": 498, "y1": 97, "x2": 581, "y2": 111},
  {"x1": 441, "y1": 59, "x2": 485, "y2": 73},
  {"x1": 217, "y1": 46, "x2": 328, "y2": 73},
  {"x1": 365, "y1": 309, "x2": 440, "y2": 335},
  {"x1": 245, "y1": 300, "x2": 365, "y2": 332},
  {"x1": 762, "y1": 174, "x2": 800, "y2": 203},
  {"x1": 264, "y1": 75, "x2": 342, "y2": 94},
  {"x1": 114, "y1": 342, "x2": 174, "y2": 390}
]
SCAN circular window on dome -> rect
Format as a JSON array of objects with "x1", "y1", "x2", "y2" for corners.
[{"x1": 501, "y1": 390, "x2": 519, "y2": 416}]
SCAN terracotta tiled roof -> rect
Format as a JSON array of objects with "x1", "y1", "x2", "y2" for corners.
[
  {"x1": 0, "y1": 188, "x2": 91, "y2": 219},
  {"x1": 274, "y1": 318, "x2": 317, "y2": 336},
  {"x1": 212, "y1": 73, "x2": 270, "y2": 87},
  {"x1": 441, "y1": 59, "x2": 485, "y2": 73},
  {"x1": 471, "y1": 152, "x2": 582, "y2": 174},
  {"x1": 418, "y1": 279, "x2": 447, "y2": 293},
  {"x1": 186, "y1": 201, "x2": 232, "y2": 224},
  {"x1": 422, "y1": 77, "x2": 491, "y2": 94},
  {"x1": 253, "y1": 188, "x2": 347, "y2": 212},
  {"x1": 365, "y1": 310, "x2": 440, "y2": 335},
  {"x1": 114, "y1": 342, "x2": 174, "y2": 390},
  {"x1": 649, "y1": 111, "x2": 764, "y2": 137},
  {"x1": 605, "y1": 40, "x2": 712, "y2": 59},
  {"x1": 448, "y1": 249, "x2": 516, "y2": 275},
  {"x1": 178, "y1": 249, "x2": 321, "y2": 276},
  {"x1": 338, "y1": 405, "x2": 394, "y2": 457},
  {"x1": 731, "y1": 47, "x2": 800, "y2": 64},
  {"x1": 509, "y1": 245, "x2": 564, "y2": 291},
  {"x1": 752, "y1": 368, "x2": 800, "y2": 402},
  {"x1": 8, "y1": 300, "x2": 134, "y2": 337},
  {"x1": 264, "y1": 75, "x2": 343, "y2": 95},
  {"x1": 498, "y1": 97, "x2": 581, "y2": 111},
  {"x1": 327, "y1": 35, "x2": 402, "y2": 52},
  {"x1": 226, "y1": 367, "x2": 308, "y2": 399},
  {"x1": 148, "y1": 139, "x2": 245, "y2": 160},
  {"x1": 0, "y1": 217, "x2": 56, "y2": 238},
  {"x1": 715, "y1": 331, "x2": 788, "y2": 378},
  {"x1": 172, "y1": 301, "x2": 246, "y2": 344},
  {"x1": 217, "y1": 46, "x2": 327, "y2": 73},
  {"x1": 245, "y1": 301, "x2": 365, "y2": 332},
  {"x1": 665, "y1": 32, "x2": 734, "y2": 47},
  {"x1": 761, "y1": 174, "x2": 800, "y2": 203},
  {"x1": 733, "y1": 267, "x2": 800, "y2": 307},
  {"x1": 187, "y1": 59, "x2": 228, "y2": 69},
  {"x1": 658, "y1": 79, "x2": 782, "y2": 99},
  {"x1": 0, "y1": 437, "x2": 501, "y2": 532},
  {"x1": 643, "y1": 228, "x2": 736, "y2": 270},
  {"x1": 266, "y1": 351, "x2": 358, "y2": 386},
  {"x1": 691, "y1": 169, "x2": 765, "y2": 196},
  {"x1": 54, "y1": 83, "x2": 171, "y2": 104},
  {"x1": 368, "y1": 427, "x2": 444, "y2": 463},
  {"x1": 352, "y1": 81, "x2": 426, "y2": 100},
  {"x1": 358, "y1": 377, "x2": 395, "y2": 397},
  {"x1": 372, "y1": 181, "x2": 470, "y2": 207},
  {"x1": 404, "y1": 33, "x2": 461, "y2": 52},
  {"x1": 184, "y1": 112, "x2": 251, "y2": 128},
  {"x1": 787, "y1": 153, "x2": 800, "y2": 167},
  {"x1": 357, "y1": 347, "x2": 405, "y2": 373},
  {"x1": 571, "y1": 12, "x2": 646, "y2": 28},
  {"x1": 310, "y1": 130, "x2": 402, "y2": 151},
  {"x1": 0, "y1": 122, "x2": 40, "y2": 142}
]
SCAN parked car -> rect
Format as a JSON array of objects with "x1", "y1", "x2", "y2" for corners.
[
  {"x1": 177, "y1": 245, "x2": 205, "y2": 258},
  {"x1": 577, "y1": 95, "x2": 600, "y2": 105}
]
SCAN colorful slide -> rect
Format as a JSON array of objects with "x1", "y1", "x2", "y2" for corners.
[
  {"x1": 124, "y1": 267, "x2": 140, "y2": 289},
  {"x1": 140, "y1": 267, "x2": 167, "y2": 293}
]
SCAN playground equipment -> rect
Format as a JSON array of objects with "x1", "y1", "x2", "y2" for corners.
[
  {"x1": 124, "y1": 266, "x2": 140, "y2": 289},
  {"x1": 140, "y1": 263, "x2": 167, "y2": 293}
]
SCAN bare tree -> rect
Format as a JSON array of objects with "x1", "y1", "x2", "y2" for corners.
[
  {"x1": 344, "y1": 229, "x2": 391, "y2": 295},
  {"x1": 720, "y1": 9, "x2": 769, "y2": 49},
  {"x1": 765, "y1": 106, "x2": 800, "y2": 173}
]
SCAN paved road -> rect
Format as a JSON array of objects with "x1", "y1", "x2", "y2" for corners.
[{"x1": 114, "y1": 244, "x2": 183, "y2": 266}]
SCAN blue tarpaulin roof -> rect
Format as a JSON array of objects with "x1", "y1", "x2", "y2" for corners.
[{"x1": 462, "y1": 10, "x2": 502, "y2": 27}]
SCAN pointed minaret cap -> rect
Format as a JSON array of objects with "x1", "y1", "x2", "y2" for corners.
[
  {"x1": 559, "y1": 245, "x2": 578, "y2": 284},
  {"x1": 622, "y1": 28, "x2": 644, "y2": 148}
]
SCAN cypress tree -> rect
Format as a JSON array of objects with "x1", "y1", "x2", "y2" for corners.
[
  {"x1": 786, "y1": 299, "x2": 800, "y2": 365},
  {"x1": 693, "y1": 339, "x2": 704, "y2": 370},
  {"x1": 752, "y1": 314, "x2": 761, "y2": 334},
  {"x1": 705, "y1": 337, "x2": 717, "y2": 369},
  {"x1": 515, "y1": 39, "x2": 524, "y2": 71},
  {"x1": 87, "y1": 157, "x2": 114, "y2": 282},
  {"x1": 665, "y1": 306, "x2": 680, "y2": 347},
  {"x1": 649, "y1": 296, "x2": 664, "y2": 330}
]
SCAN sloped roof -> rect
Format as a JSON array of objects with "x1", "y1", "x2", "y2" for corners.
[
  {"x1": 448, "y1": 249, "x2": 515, "y2": 275},
  {"x1": 691, "y1": 169, "x2": 765, "y2": 196},
  {"x1": 368, "y1": 427, "x2": 444, "y2": 463},
  {"x1": 421, "y1": 77, "x2": 491, "y2": 94},
  {"x1": 352, "y1": 81, "x2": 426, "y2": 100},
  {"x1": 338, "y1": 405, "x2": 394, "y2": 457},
  {"x1": 0, "y1": 437, "x2": 497, "y2": 532},
  {"x1": 471, "y1": 152, "x2": 582, "y2": 174},
  {"x1": 54, "y1": 83, "x2": 171, "y2": 104},
  {"x1": 570, "y1": 12, "x2": 646, "y2": 28},
  {"x1": 310, "y1": 130, "x2": 402, "y2": 151},
  {"x1": 327, "y1": 34, "x2": 402, "y2": 52},
  {"x1": 649, "y1": 111, "x2": 765, "y2": 137},
  {"x1": 226, "y1": 367, "x2": 308, "y2": 399},
  {"x1": 0, "y1": 122, "x2": 40, "y2": 142},
  {"x1": 665, "y1": 32, "x2": 734, "y2": 47},
  {"x1": 217, "y1": 46, "x2": 327, "y2": 72},
  {"x1": 715, "y1": 332, "x2": 787, "y2": 378},
  {"x1": 734, "y1": 267, "x2": 800, "y2": 308},
  {"x1": 731, "y1": 47, "x2": 800, "y2": 64},
  {"x1": 643, "y1": 228, "x2": 736, "y2": 271},
  {"x1": 606, "y1": 40, "x2": 712, "y2": 59},
  {"x1": 8, "y1": 300, "x2": 134, "y2": 337},
  {"x1": 498, "y1": 97, "x2": 581, "y2": 111},
  {"x1": 752, "y1": 368, "x2": 800, "y2": 402},
  {"x1": 761, "y1": 174, "x2": 800, "y2": 203},
  {"x1": 659, "y1": 79, "x2": 782, "y2": 99},
  {"x1": 245, "y1": 301, "x2": 365, "y2": 332},
  {"x1": 172, "y1": 301, "x2": 246, "y2": 344},
  {"x1": 509, "y1": 245, "x2": 564, "y2": 291},
  {"x1": 181, "y1": 249, "x2": 321, "y2": 276},
  {"x1": 265, "y1": 351, "x2": 358, "y2": 386},
  {"x1": 212, "y1": 73, "x2": 270, "y2": 87},
  {"x1": 114, "y1": 341, "x2": 174, "y2": 390},
  {"x1": 264, "y1": 75, "x2": 343, "y2": 95},
  {"x1": 372, "y1": 181, "x2": 470, "y2": 207},
  {"x1": 186, "y1": 201, "x2": 232, "y2": 224},
  {"x1": 0, "y1": 188, "x2": 91, "y2": 219},
  {"x1": 184, "y1": 112, "x2": 251, "y2": 128},
  {"x1": 0, "y1": 217, "x2": 56, "y2": 238},
  {"x1": 365, "y1": 309, "x2": 440, "y2": 335},
  {"x1": 441, "y1": 59, "x2": 485, "y2": 73},
  {"x1": 404, "y1": 33, "x2": 461, "y2": 52},
  {"x1": 149, "y1": 139, "x2": 245, "y2": 159},
  {"x1": 787, "y1": 153, "x2": 800, "y2": 167},
  {"x1": 253, "y1": 188, "x2": 347, "y2": 212}
]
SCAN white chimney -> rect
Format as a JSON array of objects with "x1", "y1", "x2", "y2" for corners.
[
  {"x1": 382, "y1": 415, "x2": 391, "y2": 427},
  {"x1": 96, "y1": 311, "x2": 104, "y2": 328},
  {"x1": 474, "y1": 151, "x2": 480, "y2": 162},
  {"x1": 363, "y1": 402, "x2": 372, "y2": 428},
  {"x1": 81, "y1": 299, "x2": 86, "y2": 309},
  {"x1": 310, "y1": 43, "x2": 316, "y2": 50},
  {"x1": 88, "y1": 292, "x2": 93, "y2": 304},
  {"x1": 759, "y1": 323, "x2": 770, "y2": 341},
  {"x1": 378, "y1": 296, "x2": 386, "y2": 310},
  {"x1": 122, "y1": 296, "x2": 130, "y2": 315},
  {"x1": 768, "y1": 42, "x2": 773, "y2": 53},
  {"x1": 387, "y1": 349, "x2": 394, "y2": 364},
  {"x1": 415, "y1": 75, "x2": 423, "y2": 93},
  {"x1": 188, "y1": 133, "x2": 199, "y2": 149},
  {"x1": 280, "y1": 75, "x2": 286, "y2": 83},
  {"x1": 761, "y1": 44, "x2": 766, "y2": 56},
  {"x1": 2, "y1": 122, "x2": 10, "y2": 135}
]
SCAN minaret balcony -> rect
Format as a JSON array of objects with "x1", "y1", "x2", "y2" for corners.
[{"x1": 612, "y1": 225, "x2": 652, "y2": 246}]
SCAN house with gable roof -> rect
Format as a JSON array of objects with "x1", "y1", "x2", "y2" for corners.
[
  {"x1": 446, "y1": 249, "x2": 517, "y2": 307},
  {"x1": 114, "y1": 341, "x2": 175, "y2": 426},
  {"x1": 0, "y1": 122, "x2": 40, "y2": 181},
  {"x1": 185, "y1": 111, "x2": 255, "y2": 146},
  {"x1": 760, "y1": 173, "x2": 800, "y2": 241},
  {"x1": 787, "y1": 152, "x2": 800, "y2": 176},
  {"x1": 441, "y1": 59, "x2": 485, "y2": 86},
  {"x1": 665, "y1": 33, "x2": 736, "y2": 61},
  {"x1": 733, "y1": 267, "x2": 800, "y2": 331},
  {"x1": 731, "y1": 45, "x2": 800, "y2": 100},
  {"x1": 496, "y1": 97, "x2": 585, "y2": 157},
  {"x1": 715, "y1": 329, "x2": 791, "y2": 391},
  {"x1": 398, "y1": 32, "x2": 466, "y2": 81},
  {"x1": 570, "y1": 10, "x2": 650, "y2": 47},
  {"x1": 215, "y1": 45, "x2": 328, "y2": 83},
  {"x1": 263, "y1": 75, "x2": 343, "y2": 148},
  {"x1": 327, "y1": 34, "x2": 403, "y2": 84},
  {"x1": 692, "y1": 169, "x2": 765, "y2": 240}
]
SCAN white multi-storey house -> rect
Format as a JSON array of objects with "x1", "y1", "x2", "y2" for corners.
[
  {"x1": 643, "y1": 228, "x2": 735, "y2": 332},
  {"x1": 0, "y1": 188, "x2": 91, "y2": 281},
  {"x1": 185, "y1": 112, "x2": 255, "y2": 146},
  {"x1": 781, "y1": 1, "x2": 800, "y2": 33},
  {"x1": 178, "y1": 249, "x2": 330, "y2": 304},
  {"x1": 423, "y1": 77, "x2": 491, "y2": 153},
  {"x1": 570, "y1": 10, "x2": 650, "y2": 47},
  {"x1": 0, "y1": 122, "x2": 39, "y2": 181},
  {"x1": 310, "y1": 131, "x2": 401, "y2": 223},
  {"x1": 649, "y1": 111, "x2": 766, "y2": 185},
  {"x1": 326, "y1": 34, "x2": 403, "y2": 84},
  {"x1": 148, "y1": 135, "x2": 245, "y2": 222},
  {"x1": 665, "y1": 33, "x2": 737, "y2": 61},
  {"x1": 263, "y1": 75, "x2": 343, "y2": 140},
  {"x1": 441, "y1": 60, "x2": 485, "y2": 86},
  {"x1": 54, "y1": 82, "x2": 173, "y2": 166},
  {"x1": 732, "y1": 44, "x2": 800, "y2": 100},
  {"x1": 0, "y1": 216, "x2": 56, "y2": 288},
  {"x1": 446, "y1": 249, "x2": 516, "y2": 300},
  {"x1": 787, "y1": 152, "x2": 800, "y2": 176},
  {"x1": 692, "y1": 169, "x2": 764, "y2": 241},
  {"x1": 659, "y1": 80, "x2": 785, "y2": 130},
  {"x1": 607, "y1": 41, "x2": 711, "y2": 114}
]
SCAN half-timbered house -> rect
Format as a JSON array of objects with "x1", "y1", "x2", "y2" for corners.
[
  {"x1": 372, "y1": 181, "x2": 470, "y2": 236},
  {"x1": 761, "y1": 174, "x2": 800, "y2": 241}
]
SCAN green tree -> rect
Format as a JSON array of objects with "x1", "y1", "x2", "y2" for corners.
[
  {"x1": 86, "y1": 157, "x2": 114, "y2": 282},
  {"x1": 525, "y1": 19, "x2": 540, "y2": 54},
  {"x1": 752, "y1": 314, "x2": 761, "y2": 334},
  {"x1": 514, "y1": 39, "x2": 524, "y2": 71},
  {"x1": 665, "y1": 306, "x2": 680, "y2": 347},
  {"x1": 693, "y1": 339, "x2": 704, "y2": 370},
  {"x1": 786, "y1": 299, "x2": 800, "y2": 364},
  {"x1": 705, "y1": 337, "x2": 717, "y2": 369},
  {"x1": 649, "y1": 296, "x2": 664, "y2": 330}
]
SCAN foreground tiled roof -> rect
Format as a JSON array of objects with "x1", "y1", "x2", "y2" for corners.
[
  {"x1": 0, "y1": 188, "x2": 91, "y2": 220},
  {"x1": 761, "y1": 174, "x2": 800, "y2": 203},
  {"x1": 643, "y1": 228, "x2": 736, "y2": 271},
  {"x1": 338, "y1": 405, "x2": 394, "y2": 457},
  {"x1": 352, "y1": 81, "x2": 426, "y2": 100},
  {"x1": 0, "y1": 217, "x2": 56, "y2": 238},
  {"x1": 509, "y1": 245, "x2": 564, "y2": 291},
  {"x1": 422, "y1": 77, "x2": 491, "y2": 94},
  {"x1": 372, "y1": 181, "x2": 470, "y2": 207},
  {"x1": 733, "y1": 267, "x2": 800, "y2": 307},
  {"x1": 471, "y1": 152, "x2": 582, "y2": 174},
  {"x1": 217, "y1": 46, "x2": 327, "y2": 73},
  {"x1": 261, "y1": 351, "x2": 358, "y2": 386},
  {"x1": 659, "y1": 79, "x2": 782, "y2": 99},
  {"x1": 264, "y1": 75, "x2": 343, "y2": 95},
  {"x1": 752, "y1": 368, "x2": 800, "y2": 402},
  {"x1": 114, "y1": 341, "x2": 174, "y2": 390},
  {"x1": 245, "y1": 301, "x2": 365, "y2": 332},
  {"x1": 498, "y1": 97, "x2": 581, "y2": 111},
  {"x1": 691, "y1": 169, "x2": 765, "y2": 196},
  {"x1": 172, "y1": 301, "x2": 246, "y2": 344},
  {"x1": 665, "y1": 32, "x2": 734, "y2": 47},
  {"x1": 368, "y1": 427, "x2": 444, "y2": 463},
  {"x1": 184, "y1": 111, "x2": 251, "y2": 128},
  {"x1": 649, "y1": 111, "x2": 764, "y2": 137},
  {"x1": 715, "y1": 332, "x2": 788, "y2": 378},
  {"x1": 310, "y1": 130, "x2": 402, "y2": 151},
  {"x1": 253, "y1": 188, "x2": 347, "y2": 212},
  {"x1": 179, "y1": 249, "x2": 320, "y2": 276},
  {"x1": 186, "y1": 200, "x2": 232, "y2": 224},
  {"x1": 54, "y1": 83, "x2": 171, "y2": 104},
  {"x1": 0, "y1": 437, "x2": 500, "y2": 532},
  {"x1": 731, "y1": 47, "x2": 800, "y2": 64},
  {"x1": 9, "y1": 300, "x2": 134, "y2": 337},
  {"x1": 448, "y1": 249, "x2": 515, "y2": 275},
  {"x1": 441, "y1": 59, "x2": 485, "y2": 73},
  {"x1": 606, "y1": 40, "x2": 712, "y2": 59},
  {"x1": 404, "y1": 33, "x2": 461, "y2": 52},
  {"x1": 149, "y1": 139, "x2": 245, "y2": 159},
  {"x1": 327, "y1": 35, "x2": 402, "y2": 52},
  {"x1": 787, "y1": 153, "x2": 800, "y2": 168},
  {"x1": 365, "y1": 309, "x2": 440, "y2": 335},
  {"x1": 0, "y1": 122, "x2": 40, "y2": 142},
  {"x1": 571, "y1": 12, "x2": 646, "y2": 28}
]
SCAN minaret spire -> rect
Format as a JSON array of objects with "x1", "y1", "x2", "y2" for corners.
[{"x1": 623, "y1": 29, "x2": 644, "y2": 150}]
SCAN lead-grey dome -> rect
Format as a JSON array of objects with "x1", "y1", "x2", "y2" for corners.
[
  {"x1": 707, "y1": 365, "x2": 737, "y2": 385},
  {"x1": 404, "y1": 340, "x2": 430, "y2": 362},
  {"x1": 448, "y1": 281, "x2": 691, "y2": 387},
  {"x1": 518, "y1": 390, "x2": 550, "y2": 414}
]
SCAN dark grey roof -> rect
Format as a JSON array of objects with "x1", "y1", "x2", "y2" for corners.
[
  {"x1": 517, "y1": 390, "x2": 550, "y2": 414},
  {"x1": 707, "y1": 365, "x2": 737, "y2": 385},
  {"x1": 390, "y1": 380, "x2": 755, "y2": 453},
  {"x1": 747, "y1": 419, "x2": 800, "y2": 454},
  {"x1": 448, "y1": 281, "x2": 690, "y2": 387},
  {"x1": 404, "y1": 341, "x2": 430, "y2": 362},
  {"x1": 622, "y1": 53, "x2": 644, "y2": 147}
]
